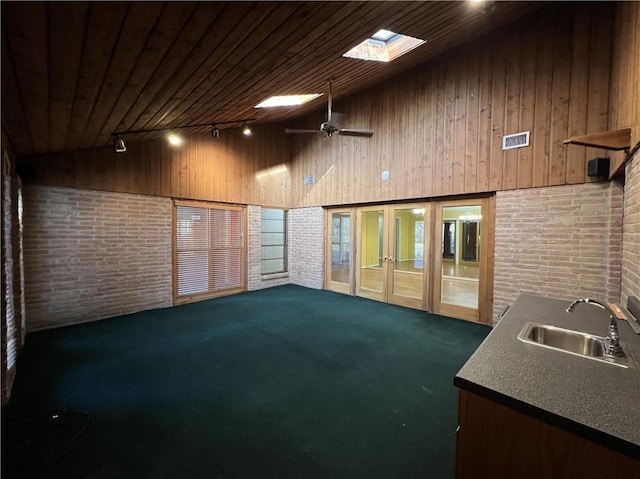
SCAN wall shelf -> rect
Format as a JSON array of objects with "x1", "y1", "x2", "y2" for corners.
[{"x1": 563, "y1": 128, "x2": 631, "y2": 151}]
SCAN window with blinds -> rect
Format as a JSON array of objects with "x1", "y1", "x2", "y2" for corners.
[
  {"x1": 2, "y1": 175, "x2": 16, "y2": 373},
  {"x1": 261, "y1": 208, "x2": 287, "y2": 274},
  {"x1": 174, "y1": 202, "x2": 246, "y2": 303}
]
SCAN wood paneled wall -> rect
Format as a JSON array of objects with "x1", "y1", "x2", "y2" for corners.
[
  {"x1": 18, "y1": 3, "x2": 619, "y2": 209},
  {"x1": 609, "y1": 1, "x2": 640, "y2": 141},
  {"x1": 289, "y1": 3, "x2": 613, "y2": 207},
  {"x1": 19, "y1": 123, "x2": 294, "y2": 207}
]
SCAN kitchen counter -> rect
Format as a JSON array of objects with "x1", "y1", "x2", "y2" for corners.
[{"x1": 454, "y1": 293, "x2": 640, "y2": 459}]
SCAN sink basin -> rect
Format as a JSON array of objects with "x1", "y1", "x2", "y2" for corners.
[
  {"x1": 523, "y1": 323, "x2": 604, "y2": 356},
  {"x1": 518, "y1": 322, "x2": 635, "y2": 368}
]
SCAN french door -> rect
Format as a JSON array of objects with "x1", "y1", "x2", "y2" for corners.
[
  {"x1": 326, "y1": 209, "x2": 355, "y2": 295},
  {"x1": 326, "y1": 196, "x2": 493, "y2": 324},
  {"x1": 355, "y1": 204, "x2": 429, "y2": 310},
  {"x1": 432, "y1": 198, "x2": 492, "y2": 322}
]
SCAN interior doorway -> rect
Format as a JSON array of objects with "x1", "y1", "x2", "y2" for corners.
[
  {"x1": 326, "y1": 209, "x2": 355, "y2": 295},
  {"x1": 432, "y1": 199, "x2": 491, "y2": 322},
  {"x1": 354, "y1": 204, "x2": 429, "y2": 310}
]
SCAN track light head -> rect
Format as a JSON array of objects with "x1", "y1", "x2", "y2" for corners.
[
  {"x1": 211, "y1": 126, "x2": 220, "y2": 138},
  {"x1": 167, "y1": 134, "x2": 183, "y2": 146},
  {"x1": 242, "y1": 122, "x2": 252, "y2": 136},
  {"x1": 114, "y1": 136, "x2": 126, "y2": 153}
]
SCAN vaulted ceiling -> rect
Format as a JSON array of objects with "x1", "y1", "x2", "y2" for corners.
[{"x1": 2, "y1": 1, "x2": 539, "y2": 158}]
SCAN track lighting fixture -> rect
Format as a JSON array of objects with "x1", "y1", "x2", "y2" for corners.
[
  {"x1": 114, "y1": 136, "x2": 126, "y2": 153},
  {"x1": 111, "y1": 118, "x2": 255, "y2": 149},
  {"x1": 167, "y1": 134, "x2": 183, "y2": 146}
]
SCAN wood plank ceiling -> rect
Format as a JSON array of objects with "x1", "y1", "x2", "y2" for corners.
[{"x1": 2, "y1": 1, "x2": 538, "y2": 158}]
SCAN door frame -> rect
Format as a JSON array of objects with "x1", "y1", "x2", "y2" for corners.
[
  {"x1": 325, "y1": 194, "x2": 494, "y2": 325},
  {"x1": 432, "y1": 197, "x2": 494, "y2": 324},
  {"x1": 386, "y1": 203, "x2": 431, "y2": 310},
  {"x1": 325, "y1": 207, "x2": 356, "y2": 295},
  {"x1": 355, "y1": 205, "x2": 388, "y2": 302}
]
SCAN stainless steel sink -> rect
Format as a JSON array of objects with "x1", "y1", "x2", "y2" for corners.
[{"x1": 518, "y1": 322, "x2": 635, "y2": 368}]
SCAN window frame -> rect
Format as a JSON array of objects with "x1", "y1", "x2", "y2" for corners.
[
  {"x1": 173, "y1": 199, "x2": 247, "y2": 304},
  {"x1": 260, "y1": 208, "x2": 288, "y2": 275}
]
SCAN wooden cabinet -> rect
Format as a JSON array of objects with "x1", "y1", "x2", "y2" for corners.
[{"x1": 455, "y1": 390, "x2": 640, "y2": 479}]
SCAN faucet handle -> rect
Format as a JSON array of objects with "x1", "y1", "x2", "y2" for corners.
[{"x1": 606, "y1": 302, "x2": 627, "y2": 321}]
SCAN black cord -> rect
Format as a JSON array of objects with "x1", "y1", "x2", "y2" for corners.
[{"x1": 3, "y1": 402, "x2": 91, "y2": 473}]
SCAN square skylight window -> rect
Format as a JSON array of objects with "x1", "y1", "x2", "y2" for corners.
[
  {"x1": 371, "y1": 29, "x2": 396, "y2": 42},
  {"x1": 255, "y1": 94, "x2": 321, "y2": 108},
  {"x1": 343, "y1": 29, "x2": 425, "y2": 62}
]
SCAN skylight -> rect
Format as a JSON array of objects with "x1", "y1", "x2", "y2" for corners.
[
  {"x1": 343, "y1": 29, "x2": 426, "y2": 62},
  {"x1": 255, "y1": 94, "x2": 321, "y2": 108},
  {"x1": 371, "y1": 29, "x2": 396, "y2": 42}
]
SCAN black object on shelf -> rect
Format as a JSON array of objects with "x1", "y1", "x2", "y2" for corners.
[{"x1": 587, "y1": 157, "x2": 610, "y2": 178}]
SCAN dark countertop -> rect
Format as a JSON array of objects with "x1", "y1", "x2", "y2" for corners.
[{"x1": 454, "y1": 293, "x2": 640, "y2": 459}]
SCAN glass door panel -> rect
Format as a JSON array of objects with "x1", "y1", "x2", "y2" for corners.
[
  {"x1": 356, "y1": 208, "x2": 386, "y2": 301},
  {"x1": 434, "y1": 201, "x2": 484, "y2": 321},
  {"x1": 330, "y1": 213, "x2": 351, "y2": 283},
  {"x1": 388, "y1": 205, "x2": 427, "y2": 309},
  {"x1": 327, "y1": 209, "x2": 353, "y2": 295}
]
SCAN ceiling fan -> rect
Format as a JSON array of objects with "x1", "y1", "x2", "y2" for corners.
[{"x1": 285, "y1": 80, "x2": 374, "y2": 138}]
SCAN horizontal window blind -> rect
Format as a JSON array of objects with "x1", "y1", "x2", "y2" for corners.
[
  {"x1": 175, "y1": 203, "x2": 245, "y2": 302},
  {"x1": 3, "y1": 175, "x2": 17, "y2": 371}
]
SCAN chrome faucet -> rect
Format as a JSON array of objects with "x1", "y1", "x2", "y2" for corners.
[{"x1": 566, "y1": 298, "x2": 623, "y2": 357}]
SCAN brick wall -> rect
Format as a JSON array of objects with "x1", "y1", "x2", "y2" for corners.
[
  {"x1": 622, "y1": 152, "x2": 640, "y2": 304},
  {"x1": 493, "y1": 182, "x2": 624, "y2": 324},
  {"x1": 22, "y1": 185, "x2": 173, "y2": 331},
  {"x1": 288, "y1": 207, "x2": 324, "y2": 289}
]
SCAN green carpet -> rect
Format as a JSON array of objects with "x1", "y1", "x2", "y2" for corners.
[{"x1": 3, "y1": 285, "x2": 489, "y2": 478}]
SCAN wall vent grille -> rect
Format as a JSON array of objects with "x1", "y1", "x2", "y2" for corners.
[{"x1": 502, "y1": 131, "x2": 530, "y2": 150}]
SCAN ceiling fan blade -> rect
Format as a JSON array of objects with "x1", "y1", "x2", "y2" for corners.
[
  {"x1": 338, "y1": 128, "x2": 374, "y2": 137},
  {"x1": 331, "y1": 111, "x2": 345, "y2": 126},
  {"x1": 285, "y1": 128, "x2": 320, "y2": 134}
]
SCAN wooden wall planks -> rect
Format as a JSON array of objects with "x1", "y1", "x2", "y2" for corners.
[
  {"x1": 607, "y1": 1, "x2": 640, "y2": 175},
  {"x1": 18, "y1": 4, "x2": 625, "y2": 209},
  {"x1": 19, "y1": 123, "x2": 293, "y2": 207},
  {"x1": 2, "y1": 2, "x2": 49, "y2": 154},
  {"x1": 609, "y1": 1, "x2": 640, "y2": 141},
  {"x1": 290, "y1": 4, "x2": 614, "y2": 206}
]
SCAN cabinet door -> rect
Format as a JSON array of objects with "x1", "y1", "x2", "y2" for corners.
[{"x1": 456, "y1": 390, "x2": 640, "y2": 479}]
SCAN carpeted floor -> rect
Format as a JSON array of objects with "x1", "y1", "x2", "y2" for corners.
[{"x1": 2, "y1": 285, "x2": 490, "y2": 478}]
